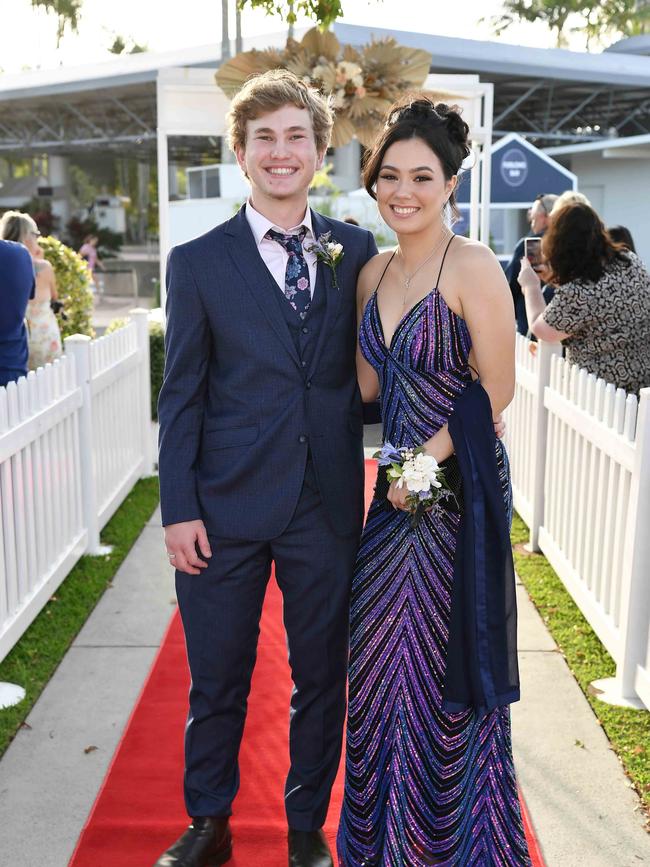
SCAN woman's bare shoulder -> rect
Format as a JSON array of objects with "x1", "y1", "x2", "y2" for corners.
[
  {"x1": 34, "y1": 258, "x2": 53, "y2": 275},
  {"x1": 450, "y1": 237, "x2": 506, "y2": 286},
  {"x1": 357, "y1": 249, "x2": 395, "y2": 298}
]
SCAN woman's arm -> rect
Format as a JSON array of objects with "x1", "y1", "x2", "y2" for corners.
[
  {"x1": 356, "y1": 257, "x2": 382, "y2": 403},
  {"x1": 48, "y1": 262, "x2": 58, "y2": 300},
  {"x1": 518, "y1": 257, "x2": 569, "y2": 342},
  {"x1": 33, "y1": 260, "x2": 55, "y2": 302}
]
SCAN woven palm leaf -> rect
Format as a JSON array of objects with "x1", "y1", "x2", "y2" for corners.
[
  {"x1": 330, "y1": 114, "x2": 358, "y2": 148},
  {"x1": 347, "y1": 94, "x2": 393, "y2": 121},
  {"x1": 342, "y1": 43, "x2": 362, "y2": 64},
  {"x1": 398, "y1": 48, "x2": 435, "y2": 86},
  {"x1": 301, "y1": 27, "x2": 340, "y2": 62},
  {"x1": 215, "y1": 49, "x2": 282, "y2": 95},
  {"x1": 419, "y1": 88, "x2": 468, "y2": 107},
  {"x1": 354, "y1": 116, "x2": 383, "y2": 148}
]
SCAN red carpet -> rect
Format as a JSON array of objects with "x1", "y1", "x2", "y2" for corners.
[{"x1": 70, "y1": 462, "x2": 544, "y2": 866}]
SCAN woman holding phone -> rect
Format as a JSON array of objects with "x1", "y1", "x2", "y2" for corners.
[{"x1": 519, "y1": 201, "x2": 650, "y2": 394}]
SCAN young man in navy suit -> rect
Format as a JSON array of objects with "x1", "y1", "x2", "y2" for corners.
[{"x1": 155, "y1": 70, "x2": 378, "y2": 867}]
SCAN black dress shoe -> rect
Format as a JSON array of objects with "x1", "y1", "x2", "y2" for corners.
[
  {"x1": 154, "y1": 817, "x2": 232, "y2": 866},
  {"x1": 288, "y1": 828, "x2": 333, "y2": 867}
]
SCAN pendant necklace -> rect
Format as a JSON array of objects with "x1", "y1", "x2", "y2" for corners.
[{"x1": 399, "y1": 228, "x2": 450, "y2": 307}]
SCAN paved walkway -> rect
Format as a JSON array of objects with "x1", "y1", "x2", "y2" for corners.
[
  {"x1": 91, "y1": 292, "x2": 156, "y2": 336},
  {"x1": 1, "y1": 484, "x2": 649, "y2": 864}
]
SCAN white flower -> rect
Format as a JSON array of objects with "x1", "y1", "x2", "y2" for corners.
[
  {"x1": 399, "y1": 453, "x2": 442, "y2": 494},
  {"x1": 336, "y1": 61, "x2": 363, "y2": 87},
  {"x1": 332, "y1": 88, "x2": 347, "y2": 110},
  {"x1": 327, "y1": 242, "x2": 343, "y2": 259}
]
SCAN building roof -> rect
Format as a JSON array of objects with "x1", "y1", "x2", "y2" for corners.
[
  {"x1": 545, "y1": 133, "x2": 650, "y2": 156},
  {"x1": 335, "y1": 24, "x2": 650, "y2": 88},
  {"x1": 1, "y1": 23, "x2": 649, "y2": 157}
]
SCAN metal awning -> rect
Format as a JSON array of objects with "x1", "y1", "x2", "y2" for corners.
[{"x1": 1, "y1": 24, "x2": 650, "y2": 156}]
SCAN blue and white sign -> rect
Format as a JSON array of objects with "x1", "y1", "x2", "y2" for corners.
[
  {"x1": 456, "y1": 133, "x2": 576, "y2": 206},
  {"x1": 500, "y1": 148, "x2": 529, "y2": 188}
]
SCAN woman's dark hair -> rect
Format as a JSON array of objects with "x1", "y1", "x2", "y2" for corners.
[
  {"x1": 607, "y1": 225, "x2": 636, "y2": 254},
  {"x1": 362, "y1": 96, "x2": 471, "y2": 220},
  {"x1": 542, "y1": 203, "x2": 628, "y2": 285}
]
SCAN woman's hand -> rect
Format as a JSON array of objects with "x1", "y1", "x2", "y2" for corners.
[
  {"x1": 518, "y1": 257, "x2": 542, "y2": 294},
  {"x1": 387, "y1": 479, "x2": 410, "y2": 511}
]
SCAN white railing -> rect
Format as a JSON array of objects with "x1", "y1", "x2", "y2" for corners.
[
  {"x1": 505, "y1": 333, "x2": 650, "y2": 709},
  {"x1": 0, "y1": 309, "x2": 154, "y2": 664}
]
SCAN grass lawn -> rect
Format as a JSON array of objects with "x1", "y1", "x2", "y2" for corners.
[
  {"x1": 512, "y1": 513, "x2": 650, "y2": 819},
  {"x1": 0, "y1": 477, "x2": 160, "y2": 758}
]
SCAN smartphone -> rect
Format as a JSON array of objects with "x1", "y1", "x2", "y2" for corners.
[{"x1": 524, "y1": 237, "x2": 542, "y2": 272}]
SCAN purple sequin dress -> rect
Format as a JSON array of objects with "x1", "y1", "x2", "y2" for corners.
[{"x1": 337, "y1": 245, "x2": 531, "y2": 866}]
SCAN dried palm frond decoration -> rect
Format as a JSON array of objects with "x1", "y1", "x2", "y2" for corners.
[{"x1": 216, "y1": 27, "x2": 456, "y2": 148}]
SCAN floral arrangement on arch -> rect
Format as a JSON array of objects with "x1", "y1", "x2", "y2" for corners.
[{"x1": 215, "y1": 28, "x2": 452, "y2": 148}]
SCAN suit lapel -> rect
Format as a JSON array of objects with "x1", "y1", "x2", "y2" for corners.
[
  {"x1": 225, "y1": 208, "x2": 301, "y2": 369},
  {"x1": 308, "y1": 210, "x2": 344, "y2": 376}
]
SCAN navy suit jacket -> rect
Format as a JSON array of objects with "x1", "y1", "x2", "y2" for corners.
[{"x1": 158, "y1": 207, "x2": 378, "y2": 539}]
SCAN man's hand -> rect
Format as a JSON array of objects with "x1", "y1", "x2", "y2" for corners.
[
  {"x1": 494, "y1": 413, "x2": 506, "y2": 440},
  {"x1": 164, "y1": 520, "x2": 212, "y2": 575}
]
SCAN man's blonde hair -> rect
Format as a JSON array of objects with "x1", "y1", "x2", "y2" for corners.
[{"x1": 226, "y1": 69, "x2": 334, "y2": 155}]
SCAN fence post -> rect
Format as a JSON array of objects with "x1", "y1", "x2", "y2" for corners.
[
  {"x1": 130, "y1": 309, "x2": 154, "y2": 477},
  {"x1": 527, "y1": 340, "x2": 562, "y2": 552},
  {"x1": 592, "y1": 387, "x2": 650, "y2": 708},
  {"x1": 65, "y1": 335, "x2": 105, "y2": 555}
]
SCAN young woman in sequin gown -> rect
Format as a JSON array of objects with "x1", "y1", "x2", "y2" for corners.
[{"x1": 337, "y1": 100, "x2": 531, "y2": 866}]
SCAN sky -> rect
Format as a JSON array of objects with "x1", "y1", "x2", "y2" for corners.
[{"x1": 1, "y1": 0, "x2": 594, "y2": 75}]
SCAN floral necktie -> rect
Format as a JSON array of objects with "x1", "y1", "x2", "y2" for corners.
[{"x1": 266, "y1": 227, "x2": 311, "y2": 320}]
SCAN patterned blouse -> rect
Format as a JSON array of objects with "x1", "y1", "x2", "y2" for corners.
[{"x1": 542, "y1": 252, "x2": 650, "y2": 394}]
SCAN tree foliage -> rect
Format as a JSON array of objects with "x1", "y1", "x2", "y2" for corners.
[
  {"x1": 108, "y1": 35, "x2": 148, "y2": 54},
  {"x1": 237, "y1": 0, "x2": 344, "y2": 29},
  {"x1": 31, "y1": 0, "x2": 83, "y2": 47},
  {"x1": 489, "y1": 0, "x2": 650, "y2": 48}
]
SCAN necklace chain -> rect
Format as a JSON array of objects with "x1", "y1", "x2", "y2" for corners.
[{"x1": 399, "y1": 228, "x2": 450, "y2": 305}]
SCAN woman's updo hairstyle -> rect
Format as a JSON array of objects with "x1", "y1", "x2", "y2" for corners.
[{"x1": 362, "y1": 96, "x2": 471, "y2": 220}]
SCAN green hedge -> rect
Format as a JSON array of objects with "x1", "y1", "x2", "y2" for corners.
[{"x1": 106, "y1": 317, "x2": 164, "y2": 420}]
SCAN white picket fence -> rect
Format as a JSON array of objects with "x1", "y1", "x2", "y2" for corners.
[
  {"x1": 0, "y1": 309, "x2": 154, "y2": 664},
  {"x1": 505, "y1": 334, "x2": 650, "y2": 710}
]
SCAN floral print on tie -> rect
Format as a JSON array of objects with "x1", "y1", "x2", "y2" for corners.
[{"x1": 266, "y1": 227, "x2": 312, "y2": 320}]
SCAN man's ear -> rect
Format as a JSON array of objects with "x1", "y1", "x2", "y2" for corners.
[
  {"x1": 316, "y1": 150, "x2": 326, "y2": 171},
  {"x1": 235, "y1": 146, "x2": 247, "y2": 174}
]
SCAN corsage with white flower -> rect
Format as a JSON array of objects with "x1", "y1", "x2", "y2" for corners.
[
  {"x1": 373, "y1": 442, "x2": 457, "y2": 528},
  {"x1": 306, "y1": 232, "x2": 344, "y2": 288}
]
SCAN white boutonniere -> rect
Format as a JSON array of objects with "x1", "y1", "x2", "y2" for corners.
[{"x1": 306, "y1": 232, "x2": 344, "y2": 289}]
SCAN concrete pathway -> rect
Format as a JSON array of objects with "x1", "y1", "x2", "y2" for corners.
[{"x1": 0, "y1": 499, "x2": 649, "y2": 865}]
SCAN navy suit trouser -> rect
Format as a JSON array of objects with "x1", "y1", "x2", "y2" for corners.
[{"x1": 176, "y1": 467, "x2": 359, "y2": 831}]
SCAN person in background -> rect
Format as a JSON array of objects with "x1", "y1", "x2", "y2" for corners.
[
  {"x1": 342, "y1": 215, "x2": 360, "y2": 226},
  {"x1": 550, "y1": 190, "x2": 591, "y2": 215},
  {"x1": 0, "y1": 211, "x2": 62, "y2": 369},
  {"x1": 608, "y1": 225, "x2": 636, "y2": 254},
  {"x1": 79, "y1": 234, "x2": 104, "y2": 290},
  {"x1": 519, "y1": 202, "x2": 650, "y2": 394},
  {"x1": 0, "y1": 237, "x2": 35, "y2": 387},
  {"x1": 505, "y1": 193, "x2": 558, "y2": 334}
]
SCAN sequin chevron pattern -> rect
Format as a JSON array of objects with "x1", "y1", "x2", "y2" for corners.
[
  {"x1": 266, "y1": 227, "x2": 312, "y2": 320},
  {"x1": 337, "y1": 250, "x2": 531, "y2": 866}
]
